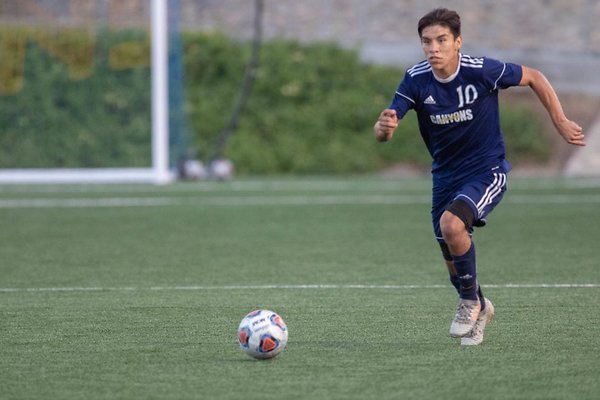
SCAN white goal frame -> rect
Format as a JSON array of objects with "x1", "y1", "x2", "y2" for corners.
[{"x1": 0, "y1": 0, "x2": 173, "y2": 185}]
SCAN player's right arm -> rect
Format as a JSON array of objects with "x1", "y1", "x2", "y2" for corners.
[
  {"x1": 519, "y1": 66, "x2": 585, "y2": 146},
  {"x1": 373, "y1": 109, "x2": 399, "y2": 142}
]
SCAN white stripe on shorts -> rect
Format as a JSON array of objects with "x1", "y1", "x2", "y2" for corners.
[{"x1": 476, "y1": 172, "x2": 506, "y2": 217}]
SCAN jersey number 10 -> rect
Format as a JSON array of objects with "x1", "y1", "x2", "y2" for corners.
[{"x1": 456, "y1": 84, "x2": 478, "y2": 108}]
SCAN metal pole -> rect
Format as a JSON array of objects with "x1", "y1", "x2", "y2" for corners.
[{"x1": 151, "y1": 0, "x2": 171, "y2": 184}]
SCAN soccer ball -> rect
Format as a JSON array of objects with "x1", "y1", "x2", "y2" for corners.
[{"x1": 237, "y1": 309, "x2": 288, "y2": 359}]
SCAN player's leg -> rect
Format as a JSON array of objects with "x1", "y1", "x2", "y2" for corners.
[
  {"x1": 432, "y1": 188, "x2": 479, "y2": 337},
  {"x1": 440, "y1": 210, "x2": 487, "y2": 306},
  {"x1": 441, "y1": 244, "x2": 485, "y2": 300},
  {"x1": 447, "y1": 168, "x2": 508, "y2": 342},
  {"x1": 440, "y1": 207, "x2": 481, "y2": 337},
  {"x1": 439, "y1": 217, "x2": 493, "y2": 344},
  {"x1": 440, "y1": 204, "x2": 478, "y2": 301},
  {"x1": 441, "y1": 249, "x2": 491, "y2": 344}
]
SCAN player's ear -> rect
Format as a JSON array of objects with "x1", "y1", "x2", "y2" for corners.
[{"x1": 455, "y1": 35, "x2": 462, "y2": 51}]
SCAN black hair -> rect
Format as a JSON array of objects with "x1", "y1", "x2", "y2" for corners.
[{"x1": 418, "y1": 8, "x2": 461, "y2": 38}]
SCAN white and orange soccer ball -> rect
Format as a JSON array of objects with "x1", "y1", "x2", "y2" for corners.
[{"x1": 237, "y1": 309, "x2": 288, "y2": 359}]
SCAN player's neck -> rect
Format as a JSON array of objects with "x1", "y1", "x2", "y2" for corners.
[{"x1": 432, "y1": 53, "x2": 461, "y2": 81}]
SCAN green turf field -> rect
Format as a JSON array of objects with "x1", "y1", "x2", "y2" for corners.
[{"x1": 1, "y1": 176, "x2": 599, "y2": 399}]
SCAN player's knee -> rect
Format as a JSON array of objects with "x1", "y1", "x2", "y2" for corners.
[
  {"x1": 440, "y1": 210, "x2": 467, "y2": 240},
  {"x1": 443, "y1": 199, "x2": 475, "y2": 233}
]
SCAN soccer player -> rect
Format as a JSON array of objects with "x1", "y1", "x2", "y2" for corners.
[{"x1": 374, "y1": 8, "x2": 585, "y2": 345}]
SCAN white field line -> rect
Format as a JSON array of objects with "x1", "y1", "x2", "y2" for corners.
[
  {"x1": 2, "y1": 194, "x2": 600, "y2": 208},
  {"x1": 0, "y1": 283, "x2": 598, "y2": 293},
  {"x1": 2, "y1": 178, "x2": 600, "y2": 194},
  {"x1": 0, "y1": 197, "x2": 177, "y2": 208}
]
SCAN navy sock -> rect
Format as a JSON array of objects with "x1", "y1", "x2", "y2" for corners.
[
  {"x1": 452, "y1": 242, "x2": 478, "y2": 301},
  {"x1": 450, "y1": 270, "x2": 484, "y2": 310},
  {"x1": 449, "y1": 274, "x2": 460, "y2": 294}
]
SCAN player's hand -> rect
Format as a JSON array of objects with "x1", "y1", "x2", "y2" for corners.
[
  {"x1": 556, "y1": 119, "x2": 585, "y2": 146},
  {"x1": 374, "y1": 109, "x2": 398, "y2": 142}
]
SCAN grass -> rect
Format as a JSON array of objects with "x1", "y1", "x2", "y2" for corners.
[{"x1": 1, "y1": 176, "x2": 599, "y2": 399}]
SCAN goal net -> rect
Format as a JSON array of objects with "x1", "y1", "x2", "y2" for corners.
[{"x1": 0, "y1": 0, "x2": 179, "y2": 184}]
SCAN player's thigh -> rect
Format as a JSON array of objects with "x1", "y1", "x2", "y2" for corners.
[{"x1": 454, "y1": 170, "x2": 508, "y2": 224}]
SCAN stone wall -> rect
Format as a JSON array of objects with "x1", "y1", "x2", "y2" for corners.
[{"x1": 183, "y1": 0, "x2": 600, "y2": 54}]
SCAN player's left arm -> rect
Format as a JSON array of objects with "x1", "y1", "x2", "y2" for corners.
[{"x1": 519, "y1": 66, "x2": 585, "y2": 146}]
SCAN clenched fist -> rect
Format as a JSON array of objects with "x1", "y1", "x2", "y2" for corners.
[{"x1": 374, "y1": 109, "x2": 398, "y2": 142}]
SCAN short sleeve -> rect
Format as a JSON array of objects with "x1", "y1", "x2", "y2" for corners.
[
  {"x1": 483, "y1": 58, "x2": 523, "y2": 90},
  {"x1": 389, "y1": 72, "x2": 417, "y2": 119}
]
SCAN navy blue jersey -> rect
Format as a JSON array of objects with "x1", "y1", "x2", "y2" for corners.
[{"x1": 389, "y1": 54, "x2": 523, "y2": 184}]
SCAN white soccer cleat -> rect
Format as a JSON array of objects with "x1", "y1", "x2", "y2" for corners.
[
  {"x1": 449, "y1": 298, "x2": 481, "y2": 338},
  {"x1": 461, "y1": 297, "x2": 494, "y2": 346}
]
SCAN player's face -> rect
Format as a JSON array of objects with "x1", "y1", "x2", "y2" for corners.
[{"x1": 420, "y1": 25, "x2": 462, "y2": 79}]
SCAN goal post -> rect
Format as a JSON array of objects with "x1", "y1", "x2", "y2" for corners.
[
  {"x1": 151, "y1": 0, "x2": 172, "y2": 185},
  {"x1": 0, "y1": 0, "x2": 173, "y2": 185}
]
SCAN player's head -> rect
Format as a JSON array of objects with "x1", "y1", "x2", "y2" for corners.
[
  {"x1": 418, "y1": 8, "x2": 461, "y2": 39},
  {"x1": 417, "y1": 8, "x2": 462, "y2": 77}
]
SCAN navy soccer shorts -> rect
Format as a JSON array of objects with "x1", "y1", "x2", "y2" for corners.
[{"x1": 432, "y1": 166, "x2": 508, "y2": 243}]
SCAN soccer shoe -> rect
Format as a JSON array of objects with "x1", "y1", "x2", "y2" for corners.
[
  {"x1": 461, "y1": 298, "x2": 495, "y2": 346},
  {"x1": 449, "y1": 298, "x2": 481, "y2": 338}
]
